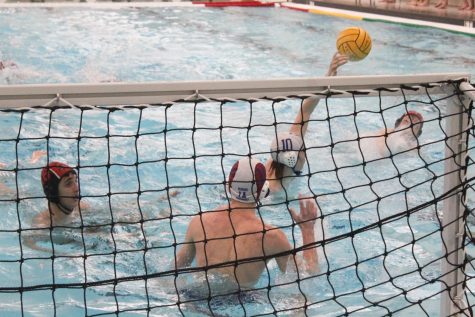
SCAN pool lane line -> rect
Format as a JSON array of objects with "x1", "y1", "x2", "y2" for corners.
[
  {"x1": 280, "y1": 2, "x2": 475, "y2": 37},
  {"x1": 0, "y1": 2, "x2": 200, "y2": 8},
  {"x1": 309, "y1": 8, "x2": 363, "y2": 20},
  {"x1": 191, "y1": 1, "x2": 276, "y2": 7},
  {"x1": 0, "y1": 1, "x2": 280, "y2": 8}
]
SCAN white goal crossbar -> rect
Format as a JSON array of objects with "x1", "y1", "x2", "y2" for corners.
[{"x1": 0, "y1": 73, "x2": 470, "y2": 108}]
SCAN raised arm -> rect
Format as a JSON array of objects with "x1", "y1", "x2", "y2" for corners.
[
  {"x1": 268, "y1": 195, "x2": 319, "y2": 275},
  {"x1": 288, "y1": 195, "x2": 319, "y2": 274},
  {"x1": 290, "y1": 53, "x2": 348, "y2": 137}
]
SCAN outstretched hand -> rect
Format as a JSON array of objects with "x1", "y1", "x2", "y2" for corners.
[
  {"x1": 326, "y1": 52, "x2": 349, "y2": 77},
  {"x1": 289, "y1": 194, "x2": 318, "y2": 232}
]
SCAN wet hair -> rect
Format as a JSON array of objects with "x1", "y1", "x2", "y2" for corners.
[{"x1": 268, "y1": 159, "x2": 285, "y2": 182}]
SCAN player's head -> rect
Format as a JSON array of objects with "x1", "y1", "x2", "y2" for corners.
[
  {"x1": 270, "y1": 132, "x2": 305, "y2": 177},
  {"x1": 228, "y1": 158, "x2": 269, "y2": 204},
  {"x1": 41, "y1": 162, "x2": 78, "y2": 214},
  {"x1": 394, "y1": 110, "x2": 424, "y2": 138}
]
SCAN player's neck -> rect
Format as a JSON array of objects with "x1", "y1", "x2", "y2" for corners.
[
  {"x1": 49, "y1": 201, "x2": 75, "y2": 220},
  {"x1": 230, "y1": 200, "x2": 256, "y2": 214}
]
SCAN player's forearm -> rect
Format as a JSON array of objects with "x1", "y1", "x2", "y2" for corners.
[
  {"x1": 292, "y1": 96, "x2": 319, "y2": 136},
  {"x1": 302, "y1": 96, "x2": 319, "y2": 115}
]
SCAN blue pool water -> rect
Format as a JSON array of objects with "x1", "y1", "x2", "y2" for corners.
[
  {"x1": 0, "y1": 5, "x2": 472, "y2": 317},
  {"x1": 0, "y1": 6, "x2": 474, "y2": 84}
]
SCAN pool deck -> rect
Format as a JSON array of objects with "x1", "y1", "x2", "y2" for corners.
[{"x1": 291, "y1": 0, "x2": 474, "y2": 25}]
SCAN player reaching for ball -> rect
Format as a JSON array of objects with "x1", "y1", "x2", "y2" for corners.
[
  {"x1": 265, "y1": 52, "x2": 349, "y2": 193},
  {"x1": 266, "y1": 26, "x2": 374, "y2": 193}
]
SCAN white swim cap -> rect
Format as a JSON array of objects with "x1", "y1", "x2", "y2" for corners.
[
  {"x1": 228, "y1": 158, "x2": 269, "y2": 203},
  {"x1": 270, "y1": 132, "x2": 304, "y2": 169}
]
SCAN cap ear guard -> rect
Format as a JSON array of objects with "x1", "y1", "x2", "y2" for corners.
[
  {"x1": 43, "y1": 176, "x2": 61, "y2": 203},
  {"x1": 260, "y1": 180, "x2": 270, "y2": 200},
  {"x1": 279, "y1": 151, "x2": 299, "y2": 169}
]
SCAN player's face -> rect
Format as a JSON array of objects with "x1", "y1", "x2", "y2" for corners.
[{"x1": 58, "y1": 173, "x2": 79, "y2": 210}]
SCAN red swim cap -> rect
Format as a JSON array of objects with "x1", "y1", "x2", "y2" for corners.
[{"x1": 41, "y1": 162, "x2": 76, "y2": 203}]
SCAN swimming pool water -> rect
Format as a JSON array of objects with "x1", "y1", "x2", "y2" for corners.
[
  {"x1": 0, "y1": 95, "x2": 455, "y2": 316},
  {"x1": 0, "y1": 6, "x2": 474, "y2": 84},
  {"x1": 0, "y1": 5, "x2": 473, "y2": 317}
]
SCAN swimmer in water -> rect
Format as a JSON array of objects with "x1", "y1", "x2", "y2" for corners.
[
  {"x1": 176, "y1": 157, "x2": 319, "y2": 289},
  {"x1": 358, "y1": 110, "x2": 424, "y2": 161},
  {"x1": 24, "y1": 160, "x2": 179, "y2": 252},
  {"x1": 32, "y1": 161, "x2": 85, "y2": 227},
  {"x1": 266, "y1": 52, "x2": 348, "y2": 193},
  {"x1": 22, "y1": 161, "x2": 90, "y2": 252}
]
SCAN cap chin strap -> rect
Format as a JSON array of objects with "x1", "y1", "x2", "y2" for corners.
[
  {"x1": 261, "y1": 181, "x2": 270, "y2": 199},
  {"x1": 292, "y1": 169, "x2": 302, "y2": 176},
  {"x1": 57, "y1": 201, "x2": 74, "y2": 215}
]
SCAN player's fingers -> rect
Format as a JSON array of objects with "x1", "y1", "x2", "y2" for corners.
[
  {"x1": 289, "y1": 207, "x2": 299, "y2": 223},
  {"x1": 299, "y1": 194, "x2": 306, "y2": 213}
]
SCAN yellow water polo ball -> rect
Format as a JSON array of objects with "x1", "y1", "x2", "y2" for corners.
[{"x1": 336, "y1": 27, "x2": 372, "y2": 62}]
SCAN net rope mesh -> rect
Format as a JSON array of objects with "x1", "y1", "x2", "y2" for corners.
[{"x1": 0, "y1": 79, "x2": 474, "y2": 316}]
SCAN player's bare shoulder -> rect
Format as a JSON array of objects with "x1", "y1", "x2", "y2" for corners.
[{"x1": 263, "y1": 223, "x2": 291, "y2": 254}]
